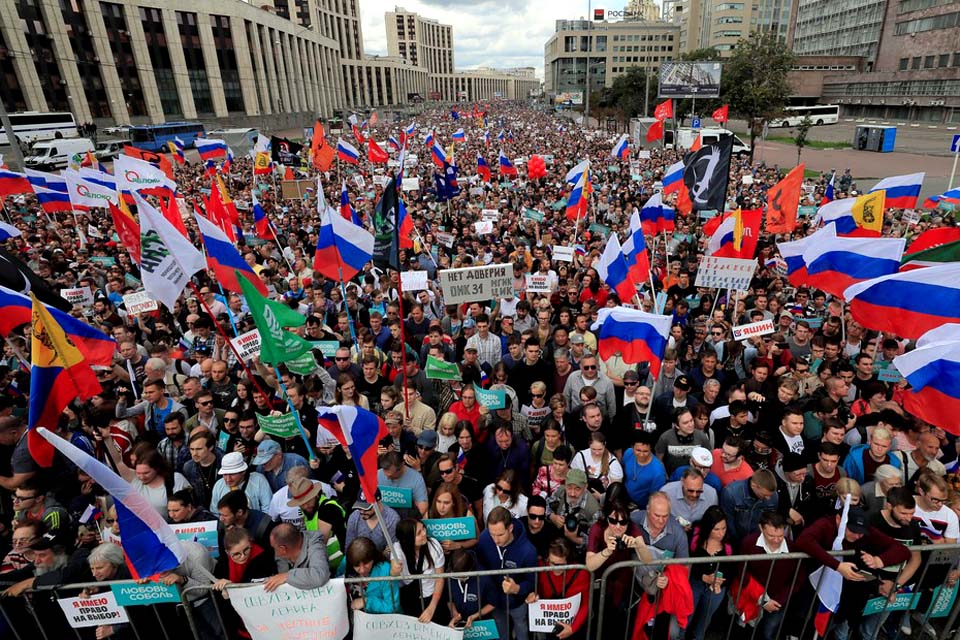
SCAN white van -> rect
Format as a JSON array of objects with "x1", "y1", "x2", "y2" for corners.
[{"x1": 24, "y1": 138, "x2": 95, "y2": 170}]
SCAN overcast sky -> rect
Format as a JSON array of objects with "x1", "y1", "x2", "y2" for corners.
[{"x1": 359, "y1": 0, "x2": 637, "y2": 80}]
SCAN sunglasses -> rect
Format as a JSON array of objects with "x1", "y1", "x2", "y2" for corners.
[
  {"x1": 582, "y1": 365, "x2": 597, "y2": 370},
  {"x1": 439, "y1": 467, "x2": 454, "y2": 475},
  {"x1": 335, "y1": 357, "x2": 350, "y2": 361},
  {"x1": 224, "y1": 417, "x2": 239, "y2": 424},
  {"x1": 607, "y1": 516, "x2": 629, "y2": 526},
  {"x1": 527, "y1": 513, "x2": 545, "y2": 521},
  {"x1": 198, "y1": 400, "x2": 213, "y2": 406},
  {"x1": 531, "y1": 393, "x2": 544, "y2": 398},
  {"x1": 495, "y1": 485, "x2": 511, "y2": 493}
]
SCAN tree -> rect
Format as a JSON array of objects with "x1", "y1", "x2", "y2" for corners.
[
  {"x1": 722, "y1": 31, "x2": 796, "y2": 162},
  {"x1": 607, "y1": 67, "x2": 659, "y2": 119},
  {"x1": 794, "y1": 115, "x2": 813, "y2": 164}
]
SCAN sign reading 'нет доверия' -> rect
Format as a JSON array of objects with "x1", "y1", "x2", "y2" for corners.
[{"x1": 438, "y1": 264, "x2": 515, "y2": 305}]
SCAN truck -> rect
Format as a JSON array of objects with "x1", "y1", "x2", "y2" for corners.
[
  {"x1": 24, "y1": 138, "x2": 95, "y2": 170},
  {"x1": 630, "y1": 118, "x2": 751, "y2": 156}
]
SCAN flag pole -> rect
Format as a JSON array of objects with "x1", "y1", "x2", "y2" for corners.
[
  {"x1": 393, "y1": 181, "x2": 411, "y2": 422},
  {"x1": 272, "y1": 364, "x2": 316, "y2": 461}
]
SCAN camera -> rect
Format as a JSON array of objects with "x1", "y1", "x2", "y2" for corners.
[
  {"x1": 614, "y1": 537, "x2": 627, "y2": 551},
  {"x1": 564, "y1": 508, "x2": 581, "y2": 532}
]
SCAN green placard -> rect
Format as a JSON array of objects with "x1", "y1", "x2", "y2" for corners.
[
  {"x1": 315, "y1": 340, "x2": 341, "y2": 357},
  {"x1": 550, "y1": 199, "x2": 567, "y2": 211},
  {"x1": 523, "y1": 209, "x2": 544, "y2": 222},
  {"x1": 938, "y1": 201, "x2": 956, "y2": 212},
  {"x1": 928, "y1": 584, "x2": 958, "y2": 618},
  {"x1": 464, "y1": 620, "x2": 500, "y2": 640},
  {"x1": 287, "y1": 351, "x2": 319, "y2": 375},
  {"x1": 798, "y1": 205, "x2": 818, "y2": 217},
  {"x1": 256, "y1": 412, "x2": 300, "y2": 438},
  {"x1": 863, "y1": 591, "x2": 919, "y2": 616},
  {"x1": 90, "y1": 256, "x2": 116, "y2": 266},
  {"x1": 588, "y1": 223, "x2": 610, "y2": 238},
  {"x1": 474, "y1": 383, "x2": 506, "y2": 410},
  {"x1": 422, "y1": 517, "x2": 477, "y2": 541},
  {"x1": 425, "y1": 355, "x2": 461, "y2": 381},
  {"x1": 111, "y1": 582, "x2": 181, "y2": 606},
  {"x1": 379, "y1": 485, "x2": 413, "y2": 509}
]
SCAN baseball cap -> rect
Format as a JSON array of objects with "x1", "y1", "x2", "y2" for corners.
[
  {"x1": 353, "y1": 489, "x2": 382, "y2": 510},
  {"x1": 252, "y1": 440, "x2": 282, "y2": 465},
  {"x1": 570, "y1": 334, "x2": 585, "y2": 345},
  {"x1": 566, "y1": 468, "x2": 588, "y2": 488},
  {"x1": 846, "y1": 506, "x2": 869, "y2": 534},
  {"x1": 30, "y1": 532, "x2": 68, "y2": 552},
  {"x1": 463, "y1": 318, "x2": 476, "y2": 329},
  {"x1": 417, "y1": 430, "x2": 439, "y2": 449},
  {"x1": 691, "y1": 447, "x2": 713, "y2": 467}
]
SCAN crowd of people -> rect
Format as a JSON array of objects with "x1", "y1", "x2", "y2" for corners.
[{"x1": 0, "y1": 102, "x2": 956, "y2": 640}]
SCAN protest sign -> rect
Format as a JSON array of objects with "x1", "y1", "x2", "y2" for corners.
[
  {"x1": 474, "y1": 383, "x2": 506, "y2": 410},
  {"x1": 637, "y1": 150, "x2": 651, "y2": 159},
  {"x1": 425, "y1": 355, "x2": 462, "y2": 381},
  {"x1": 402, "y1": 177, "x2": 421, "y2": 192},
  {"x1": 400, "y1": 270, "x2": 429, "y2": 291},
  {"x1": 523, "y1": 209, "x2": 544, "y2": 222},
  {"x1": 928, "y1": 584, "x2": 959, "y2": 618},
  {"x1": 380, "y1": 486, "x2": 413, "y2": 509},
  {"x1": 481, "y1": 209, "x2": 500, "y2": 222},
  {"x1": 90, "y1": 256, "x2": 116, "y2": 266},
  {"x1": 438, "y1": 264, "x2": 514, "y2": 305},
  {"x1": 314, "y1": 341, "x2": 340, "y2": 357},
  {"x1": 172, "y1": 520, "x2": 219, "y2": 558},
  {"x1": 528, "y1": 594, "x2": 581, "y2": 632},
  {"x1": 257, "y1": 413, "x2": 300, "y2": 439},
  {"x1": 354, "y1": 612, "x2": 463, "y2": 640},
  {"x1": 902, "y1": 209, "x2": 920, "y2": 226},
  {"x1": 474, "y1": 220, "x2": 494, "y2": 235},
  {"x1": 552, "y1": 246, "x2": 575, "y2": 262},
  {"x1": 58, "y1": 592, "x2": 129, "y2": 628},
  {"x1": 694, "y1": 256, "x2": 756, "y2": 291},
  {"x1": 731, "y1": 319, "x2": 776, "y2": 341},
  {"x1": 423, "y1": 517, "x2": 477, "y2": 541},
  {"x1": 798, "y1": 205, "x2": 818, "y2": 217},
  {"x1": 229, "y1": 581, "x2": 349, "y2": 640},
  {"x1": 122, "y1": 290, "x2": 159, "y2": 315},
  {"x1": 61, "y1": 287, "x2": 94, "y2": 308},
  {"x1": 588, "y1": 223, "x2": 610, "y2": 238},
  {"x1": 436, "y1": 232, "x2": 456, "y2": 248},
  {"x1": 287, "y1": 350, "x2": 320, "y2": 375},
  {"x1": 878, "y1": 367, "x2": 904, "y2": 384},
  {"x1": 111, "y1": 582, "x2": 181, "y2": 606},
  {"x1": 469, "y1": 187, "x2": 484, "y2": 196},
  {"x1": 464, "y1": 620, "x2": 499, "y2": 640},
  {"x1": 863, "y1": 591, "x2": 919, "y2": 616},
  {"x1": 87, "y1": 224, "x2": 103, "y2": 239},
  {"x1": 525, "y1": 274, "x2": 552, "y2": 293},
  {"x1": 230, "y1": 329, "x2": 262, "y2": 362}
]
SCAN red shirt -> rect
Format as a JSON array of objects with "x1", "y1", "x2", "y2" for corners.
[{"x1": 449, "y1": 400, "x2": 481, "y2": 428}]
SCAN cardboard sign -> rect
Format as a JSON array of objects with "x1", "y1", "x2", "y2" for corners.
[
  {"x1": 474, "y1": 220, "x2": 494, "y2": 235},
  {"x1": 528, "y1": 594, "x2": 581, "y2": 632},
  {"x1": 731, "y1": 319, "x2": 776, "y2": 341},
  {"x1": 436, "y1": 232, "x2": 456, "y2": 248},
  {"x1": 902, "y1": 209, "x2": 920, "y2": 226},
  {"x1": 111, "y1": 582, "x2": 181, "y2": 606},
  {"x1": 171, "y1": 520, "x2": 219, "y2": 558},
  {"x1": 464, "y1": 620, "x2": 499, "y2": 640},
  {"x1": 481, "y1": 209, "x2": 500, "y2": 222},
  {"x1": 353, "y1": 174, "x2": 366, "y2": 189},
  {"x1": 280, "y1": 179, "x2": 313, "y2": 200},
  {"x1": 878, "y1": 367, "x2": 904, "y2": 384},
  {"x1": 354, "y1": 612, "x2": 462, "y2": 640},
  {"x1": 122, "y1": 290, "x2": 159, "y2": 315},
  {"x1": 695, "y1": 256, "x2": 757, "y2": 291},
  {"x1": 61, "y1": 287, "x2": 94, "y2": 308},
  {"x1": 863, "y1": 591, "x2": 919, "y2": 616},
  {"x1": 525, "y1": 274, "x2": 552, "y2": 293},
  {"x1": 422, "y1": 517, "x2": 478, "y2": 541},
  {"x1": 257, "y1": 413, "x2": 301, "y2": 439},
  {"x1": 402, "y1": 177, "x2": 421, "y2": 192},
  {"x1": 588, "y1": 223, "x2": 610, "y2": 238},
  {"x1": 230, "y1": 329, "x2": 261, "y2": 362},
  {"x1": 379, "y1": 485, "x2": 413, "y2": 509},
  {"x1": 438, "y1": 264, "x2": 515, "y2": 305},
  {"x1": 229, "y1": 581, "x2": 350, "y2": 640},
  {"x1": 552, "y1": 246, "x2": 575, "y2": 262},
  {"x1": 58, "y1": 592, "x2": 129, "y2": 628},
  {"x1": 400, "y1": 270, "x2": 429, "y2": 291},
  {"x1": 928, "y1": 584, "x2": 959, "y2": 618}
]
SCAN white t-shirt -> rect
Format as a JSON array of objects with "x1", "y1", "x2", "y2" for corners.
[
  {"x1": 913, "y1": 503, "x2": 960, "y2": 543},
  {"x1": 571, "y1": 448, "x2": 624, "y2": 483},
  {"x1": 132, "y1": 473, "x2": 189, "y2": 518},
  {"x1": 391, "y1": 538, "x2": 445, "y2": 597}
]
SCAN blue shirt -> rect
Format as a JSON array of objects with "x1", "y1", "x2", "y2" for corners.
[{"x1": 622, "y1": 449, "x2": 666, "y2": 510}]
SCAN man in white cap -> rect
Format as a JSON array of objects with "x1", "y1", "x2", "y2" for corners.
[
  {"x1": 209, "y1": 451, "x2": 273, "y2": 512},
  {"x1": 667, "y1": 445, "x2": 724, "y2": 493}
]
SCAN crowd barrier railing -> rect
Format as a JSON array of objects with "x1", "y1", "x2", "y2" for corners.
[{"x1": 3, "y1": 544, "x2": 960, "y2": 640}]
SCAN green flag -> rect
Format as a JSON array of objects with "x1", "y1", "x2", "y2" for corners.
[
  {"x1": 237, "y1": 271, "x2": 313, "y2": 364},
  {"x1": 286, "y1": 350, "x2": 320, "y2": 375},
  {"x1": 900, "y1": 239, "x2": 960, "y2": 270},
  {"x1": 256, "y1": 412, "x2": 300, "y2": 438},
  {"x1": 425, "y1": 355, "x2": 461, "y2": 381},
  {"x1": 473, "y1": 383, "x2": 506, "y2": 410}
]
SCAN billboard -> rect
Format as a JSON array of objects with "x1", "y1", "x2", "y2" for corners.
[
  {"x1": 658, "y1": 61, "x2": 722, "y2": 98},
  {"x1": 554, "y1": 92, "x2": 584, "y2": 106}
]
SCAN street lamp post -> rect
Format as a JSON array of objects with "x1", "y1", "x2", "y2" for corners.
[{"x1": 585, "y1": 0, "x2": 592, "y2": 126}]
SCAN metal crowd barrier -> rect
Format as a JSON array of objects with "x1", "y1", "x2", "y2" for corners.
[{"x1": 3, "y1": 545, "x2": 960, "y2": 640}]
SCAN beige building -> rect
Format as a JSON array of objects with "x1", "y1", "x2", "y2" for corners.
[
  {"x1": 667, "y1": 0, "x2": 793, "y2": 56},
  {"x1": 543, "y1": 19, "x2": 680, "y2": 96}
]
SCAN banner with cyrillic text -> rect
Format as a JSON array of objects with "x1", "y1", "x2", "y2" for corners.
[
  {"x1": 528, "y1": 593, "x2": 581, "y2": 632},
  {"x1": 228, "y1": 581, "x2": 349, "y2": 640},
  {"x1": 438, "y1": 264, "x2": 515, "y2": 305},
  {"x1": 354, "y1": 611, "x2": 463, "y2": 640}
]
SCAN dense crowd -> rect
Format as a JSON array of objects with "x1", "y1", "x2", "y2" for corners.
[{"x1": 0, "y1": 103, "x2": 956, "y2": 640}]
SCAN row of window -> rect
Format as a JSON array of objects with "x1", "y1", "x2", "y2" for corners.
[
  {"x1": 612, "y1": 34, "x2": 676, "y2": 41},
  {"x1": 823, "y1": 78, "x2": 960, "y2": 96},
  {"x1": 613, "y1": 45, "x2": 675, "y2": 52},
  {"x1": 898, "y1": 0, "x2": 954, "y2": 13},
  {"x1": 898, "y1": 52, "x2": 960, "y2": 70},
  {"x1": 894, "y1": 10, "x2": 959, "y2": 34}
]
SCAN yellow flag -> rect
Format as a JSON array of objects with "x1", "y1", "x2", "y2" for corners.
[
  {"x1": 733, "y1": 209, "x2": 744, "y2": 252},
  {"x1": 852, "y1": 191, "x2": 885, "y2": 235}
]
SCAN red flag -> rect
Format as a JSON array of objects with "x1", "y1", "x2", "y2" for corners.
[
  {"x1": 712, "y1": 105, "x2": 729, "y2": 123},
  {"x1": 906, "y1": 227, "x2": 960, "y2": 254},
  {"x1": 646, "y1": 120, "x2": 664, "y2": 142},
  {"x1": 765, "y1": 164, "x2": 804, "y2": 234},
  {"x1": 206, "y1": 185, "x2": 236, "y2": 243},
  {"x1": 352, "y1": 124, "x2": 366, "y2": 145},
  {"x1": 367, "y1": 138, "x2": 390, "y2": 163},
  {"x1": 654, "y1": 99, "x2": 673, "y2": 121},
  {"x1": 676, "y1": 187, "x2": 693, "y2": 217},
  {"x1": 284, "y1": 166, "x2": 295, "y2": 181},
  {"x1": 163, "y1": 195, "x2": 190, "y2": 238},
  {"x1": 108, "y1": 200, "x2": 141, "y2": 264},
  {"x1": 369, "y1": 111, "x2": 378, "y2": 126},
  {"x1": 690, "y1": 134, "x2": 702, "y2": 152}
]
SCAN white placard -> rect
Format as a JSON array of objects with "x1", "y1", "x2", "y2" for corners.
[
  {"x1": 353, "y1": 174, "x2": 366, "y2": 189},
  {"x1": 528, "y1": 594, "x2": 581, "y2": 632},
  {"x1": 230, "y1": 329, "x2": 261, "y2": 362},
  {"x1": 731, "y1": 319, "x2": 776, "y2": 341},
  {"x1": 61, "y1": 287, "x2": 95, "y2": 308},
  {"x1": 122, "y1": 290, "x2": 159, "y2": 315},
  {"x1": 695, "y1": 256, "x2": 757, "y2": 291},
  {"x1": 525, "y1": 274, "x2": 552, "y2": 293},
  {"x1": 58, "y1": 592, "x2": 129, "y2": 628},
  {"x1": 902, "y1": 210, "x2": 920, "y2": 226},
  {"x1": 400, "y1": 270, "x2": 429, "y2": 291},
  {"x1": 87, "y1": 224, "x2": 103, "y2": 239},
  {"x1": 742, "y1": 175, "x2": 754, "y2": 185},
  {"x1": 637, "y1": 150, "x2": 651, "y2": 159},
  {"x1": 552, "y1": 245, "x2": 575, "y2": 262},
  {"x1": 474, "y1": 220, "x2": 493, "y2": 235},
  {"x1": 469, "y1": 187, "x2": 484, "y2": 196},
  {"x1": 436, "y1": 232, "x2": 455, "y2": 248},
  {"x1": 481, "y1": 209, "x2": 500, "y2": 222},
  {"x1": 353, "y1": 611, "x2": 461, "y2": 640},
  {"x1": 374, "y1": 175, "x2": 391, "y2": 187},
  {"x1": 438, "y1": 264, "x2": 515, "y2": 305},
  {"x1": 402, "y1": 177, "x2": 421, "y2": 191},
  {"x1": 229, "y1": 582, "x2": 350, "y2": 640}
]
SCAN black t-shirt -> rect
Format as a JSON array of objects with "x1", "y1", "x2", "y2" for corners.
[
  {"x1": 356, "y1": 375, "x2": 387, "y2": 404},
  {"x1": 523, "y1": 517, "x2": 562, "y2": 561}
]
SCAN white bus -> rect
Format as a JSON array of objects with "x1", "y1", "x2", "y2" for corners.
[
  {"x1": 0, "y1": 111, "x2": 78, "y2": 146},
  {"x1": 770, "y1": 105, "x2": 840, "y2": 127}
]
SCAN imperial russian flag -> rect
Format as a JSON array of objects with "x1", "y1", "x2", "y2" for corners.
[
  {"x1": 894, "y1": 331, "x2": 960, "y2": 436},
  {"x1": 776, "y1": 224, "x2": 836, "y2": 286},
  {"x1": 802, "y1": 235, "x2": 905, "y2": 299},
  {"x1": 870, "y1": 172, "x2": 924, "y2": 209},
  {"x1": 591, "y1": 307, "x2": 672, "y2": 377},
  {"x1": 611, "y1": 134, "x2": 629, "y2": 160},
  {"x1": 313, "y1": 197, "x2": 375, "y2": 282},
  {"x1": 622, "y1": 210, "x2": 651, "y2": 284},
  {"x1": 499, "y1": 151, "x2": 518, "y2": 176},
  {"x1": 843, "y1": 262, "x2": 960, "y2": 340},
  {"x1": 477, "y1": 154, "x2": 492, "y2": 182},
  {"x1": 336, "y1": 138, "x2": 360, "y2": 164},
  {"x1": 251, "y1": 191, "x2": 272, "y2": 240},
  {"x1": 194, "y1": 208, "x2": 267, "y2": 296},
  {"x1": 597, "y1": 234, "x2": 638, "y2": 302},
  {"x1": 195, "y1": 138, "x2": 228, "y2": 162},
  {"x1": 0, "y1": 169, "x2": 31, "y2": 197},
  {"x1": 316, "y1": 405, "x2": 387, "y2": 505},
  {"x1": 662, "y1": 160, "x2": 684, "y2": 195}
]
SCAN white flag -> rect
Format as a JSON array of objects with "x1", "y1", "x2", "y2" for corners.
[
  {"x1": 135, "y1": 192, "x2": 204, "y2": 311},
  {"x1": 63, "y1": 169, "x2": 118, "y2": 208},
  {"x1": 115, "y1": 155, "x2": 177, "y2": 194}
]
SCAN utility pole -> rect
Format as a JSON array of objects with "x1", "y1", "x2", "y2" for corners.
[
  {"x1": 585, "y1": 0, "x2": 592, "y2": 126},
  {"x1": 0, "y1": 99, "x2": 24, "y2": 170}
]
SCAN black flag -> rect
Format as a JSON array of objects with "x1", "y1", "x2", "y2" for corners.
[
  {"x1": 682, "y1": 134, "x2": 733, "y2": 212},
  {"x1": 372, "y1": 177, "x2": 400, "y2": 271},
  {"x1": 270, "y1": 137, "x2": 304, "y2": 166},
  {"x1": 0, "y1": 248, "x2": 71, "y2": 311}
]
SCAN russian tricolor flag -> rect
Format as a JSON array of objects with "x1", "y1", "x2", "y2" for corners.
[
  {"x1": 821, "y1": 172, "x2": 835, "y2": 205},
  {"x1": 565, "y1": 169, "x2": 587, "y2": 221},
  {"x1": 0, "y1": 169, "x2": 31, "y2": 197},
  {"x1": 870, "y1": 172, "x2": 924, "y2": 209},
  {"x1": 398, "y1": 196, "x2": 413, "y2": 247},
  {"x1": 430, "y1": 141, "x2": 448, "y2": 169},
  {"x1": 195, "y1": 138, "x2": 228, "y2": 162},
  {"x1": 776, "y1": 224, "x2": 835, "y2": 286},
  {"x1": 622, "y1": 210, "x2": 651, "y2": 284},
  {"x1": 611, "y1": 134, "x2": 629, "y2": 160},
  {"x1": 388, "y1": 136, "x2": 401, "y2": 152},
  {"x1": 0, "y1": 221, "x2": 19, "y2": 241},
  {"x1": 662, "y1": 160, "x2": 684, "y2": 195},
  {"x1": 802, "y1": 234, "x2": 905, "y2": 299},
  {"x1": 336, "y1": 138, "x2": 360, "y2": 164},
  {"x1": 340, "y1": 181, "x2": 361, "y2": 225},
  {"x1": 814, "y1": 198, "x2": 860, "y2": 236},
  {"x1": 25, "y1": 168, "x2": 68, "y2": 193},
  {"x1": 452, "y1": 128, "x2": 466, "y2": 141},
  {"x1": 844, "y1": 262, "x2": 960, "y2": 340},
  {"x1": 566, "y1": 159, "x2": 590, "y2": 186},
  {"x1": 316, "y1": 405, "x2": 387, "y2": 507},
  {"x1": 33, "y1": 184, "x2": 73, "y2": 214},
  {"x1": 923, "y1": 188, "x2": 960, "y2": 209},
  {"x1": 499, "y1": 151, "x2": 517, "y2": 177},
  {"x1": 194, "y1": 208, "x2": 267, "y2": 296},
  {"x1": 251, "y1": 191, "x2": 272, "y2": 240},
  {"x1": 313, "y1": 197, "x2": 374, "y2": 282},
  {"x1": 895, "y1": 328, "x2": 960, "y2": 436},
  {"x1": 591, "y1": 307, "x2": 672, "y2": 378},
  {"x1": 425, "y1": 130, "x2": 435, "y2": 148},
  {"x1": 597, "y1": 234, "x2": 638, "y2": 302},
  {"x1": 477, "y1": 154, "x2": 492, "y2": 182},
  {"x1": 640, "y1": 193, "x2": 674, "y2": 235}
]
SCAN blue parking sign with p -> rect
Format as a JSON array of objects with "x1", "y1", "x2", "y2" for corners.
[{"x1": 692, "y1": 117, "x2": 702, "y2": 129}]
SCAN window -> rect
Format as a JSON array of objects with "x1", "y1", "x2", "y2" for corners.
[
  {"x1": 954, "y1": 53, "x2": 960, "y2": 66},
  {"x1": 894, "y1": 11, "x2": 959, "y2": 35},
  {"x1": 938, "y1": 54, "x2": 949, "y2": 67},
  {"x1": 911, "y1": 57, "x2": 921, "y2": 70},
  {"x1": 924, "y1": 55, "x2": 935, "y2": 68},
  {"x1": 899, "y1": 57, "x2": 909, "y2": 70}
]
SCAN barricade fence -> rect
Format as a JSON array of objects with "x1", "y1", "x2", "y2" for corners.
[{"x1": 3, "y1": 545, "x2": 960, "y2": 640}]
